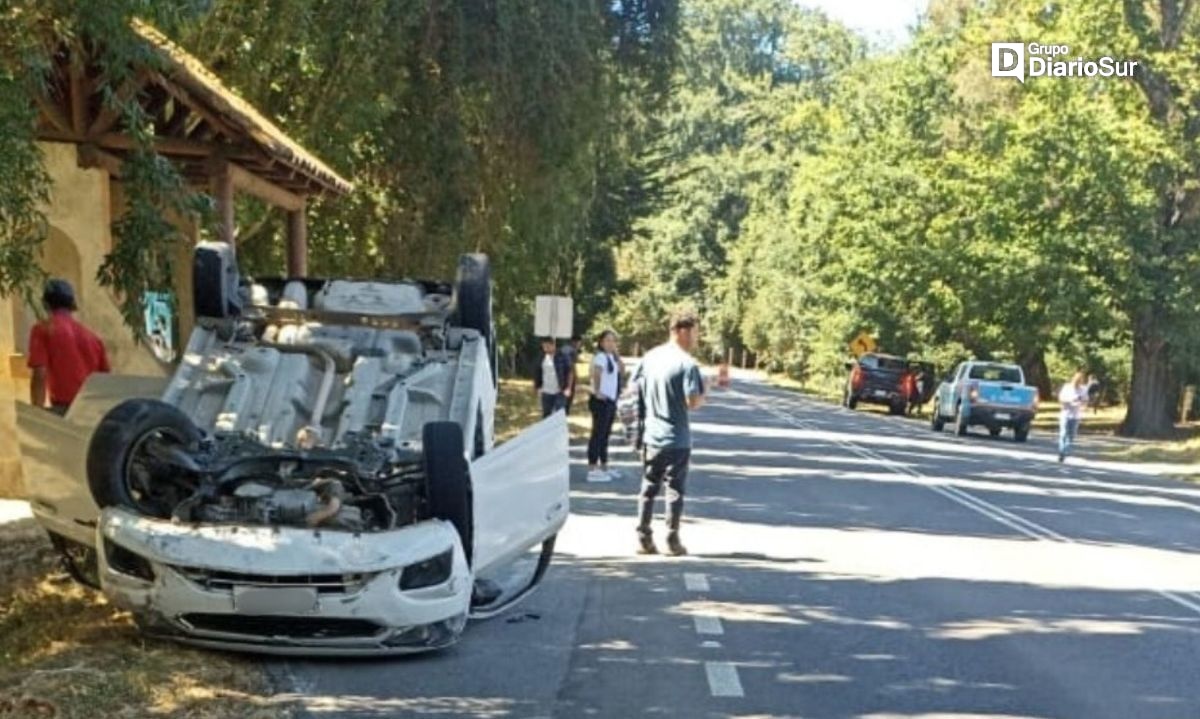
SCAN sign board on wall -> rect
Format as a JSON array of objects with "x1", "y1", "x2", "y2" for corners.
[{"x1": 534, "y1": 296, "x2": 573, "y2": 338}]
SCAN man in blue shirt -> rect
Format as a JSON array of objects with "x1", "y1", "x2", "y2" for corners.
[{"x1": 630, "y1": 310, "x2": 706, "y2": 556}]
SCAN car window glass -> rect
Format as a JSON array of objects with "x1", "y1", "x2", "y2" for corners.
[{"x1": 968, "y1": 364, "x2": 1022, "y2": 383}]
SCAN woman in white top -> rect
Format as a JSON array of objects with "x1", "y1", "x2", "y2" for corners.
[
  {"x1": 587, "y1": 330, "x2": 622, "y2": 481},
  {"x1": 1057, "y1": 370, "x2": 1088, "y2": 462}
]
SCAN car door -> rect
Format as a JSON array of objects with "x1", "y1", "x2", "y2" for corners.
[
  {"x1": 17, "y1": 374, "x2": 168, "y2": 548},
  {"x1": 468, "y1": 411, "x2": 569, "y2": 576}
]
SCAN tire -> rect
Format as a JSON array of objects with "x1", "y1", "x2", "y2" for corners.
[
  {"x1": 87, "y1": 399, "x2": 203, "y2": 519},
  {"x1": 424, "y1": 421, "x2": 474, "y2": 565},
  {"x1": 989, "y1": 427, "x2": 1002, "y2": 438},
  {"x1": 1014, "y1": 424, "x2": 1029, "y2": 443},
  {"x1": 193, "y1": 242, "x2": 242, "y2": 319},
  {"x1": 931, "y1": 405, "x2": 945, "y2": 432},
  {"x1": 847, "y1": 394, "x2": 858, "y2": 410},
  {"x1": 889, "y1": 401, "x2": 905, "y2": 416},
  {"x1": 454, "y1": 254, "x2": 495, "y2": 386},
  {"x1": 955, "y1": 405, "x2": 969, "y2": 436}
]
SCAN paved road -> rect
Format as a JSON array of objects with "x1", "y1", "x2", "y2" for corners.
[{"x1": 278, "y1": 376, "x2": 1200, "y2": 718}]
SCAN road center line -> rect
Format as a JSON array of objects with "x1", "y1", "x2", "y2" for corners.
[
  {"x1": 743, "y1": 387, "x2": 1200, "y2": 619},
  {"x1": 693, "y1": 615, "x2": 724, "y2": 635},
  {"x1": 705, "y1": 662, "x2": 744, "y2": 697},
  {"x1": 684, "y1": 572, "x2": 710, "y2": 592}
]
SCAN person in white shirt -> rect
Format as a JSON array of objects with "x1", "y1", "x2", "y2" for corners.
[
  {"x1": 1057, "y1": 370, "x2": 1088, "y2": 462},
  {"x1": 533, "y1": 337, "x2": 573, "y2": 417},
  {"x1": 587, "y1": 330, "x2": 622, "y2": 481}
]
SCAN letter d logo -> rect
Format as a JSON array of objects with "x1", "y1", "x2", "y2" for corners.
[{"x1": 991, "y1": 42, "x2": 1025, "y2": 83}]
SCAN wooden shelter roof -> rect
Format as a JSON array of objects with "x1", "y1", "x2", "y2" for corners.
[{"x1": 34, "y1": 19, "x2": 352, "y2": 199}]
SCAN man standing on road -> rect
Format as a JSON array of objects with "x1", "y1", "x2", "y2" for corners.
[
  {"x1": 631, "y1": 310, "x2": 706, "y2": 556},
  {"x1": 28, "y1": 279, "x2": 110, "y2": 415},
  {"x1": 1057, "y1": 370, "x2": 1088, "y2": 463},
  {"x1": 533, "y1": 337, "x2": 573, "y2": 418}
]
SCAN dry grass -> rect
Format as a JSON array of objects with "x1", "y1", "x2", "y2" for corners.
[
  {"x1": 0, "y1": 519, "x2": 289, "y2": 719},
  {"x1": 495, "y1": 376, "x2": 591, "y2": 444}
]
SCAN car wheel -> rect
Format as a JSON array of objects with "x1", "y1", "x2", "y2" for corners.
[
  {"x1": 424, "y1": 421, "x2": 474, "y2": 565},
  {"x1": 1014, "y1": 424, "x2": 1030, "y2": 443},
  {"x1": 847, "y1": 395, "x2": 858, "y2": 410},
  {"x1": 87, "y1": 399, "x2": 203, "y2": 519},
  {"x1": 931, "y1": 405, "x2": 945, "y2": 432},
  {"x1": 454, "y1": 254, "x2": 496, "y2": 387},
  {"x1": 890, "y1": 401, "x2": 906, "y2": 416},
  {"x1": 955, "y1": 405, "x2": 969, "y2": 436},
  {"x1": 193, "y1": 241, "x2": 243, "y2": 320},
  {"x1": 989, "y1": 427, "x2": 1002, "y2": 438}
]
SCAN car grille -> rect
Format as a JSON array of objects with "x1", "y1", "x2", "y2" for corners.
[
  {"x1": 180, "y1": 613, "x2": 384, "y2": 640},
  {"x1": 172, "y1": 566, "x2": 373, "y2": 595}
]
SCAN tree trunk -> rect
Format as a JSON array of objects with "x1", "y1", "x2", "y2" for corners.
[
  {"x1": 1018, "y1": 348, "x2": 1052, "y2": 400},
  {"x1": 1119, "y1": 311, "x2": 1177, "y2": 438}
]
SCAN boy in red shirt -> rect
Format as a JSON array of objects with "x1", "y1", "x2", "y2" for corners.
[{"x1": 28, "y1": 279, "x2": 110, "y2": 415}]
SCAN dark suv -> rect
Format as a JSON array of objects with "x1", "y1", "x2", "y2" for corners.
[{"x1": 843, "y1": 352, "x2": 910, "y2": 415}]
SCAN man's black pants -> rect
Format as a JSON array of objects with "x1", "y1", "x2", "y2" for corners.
[{"x1": 637, "y1": 446, "x2": 690, "y2": 534}]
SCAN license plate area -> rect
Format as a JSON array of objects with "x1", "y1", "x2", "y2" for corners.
[
  {"x1": 233, "y1": 586, "x2": 318, "y2": 615},
  {"x1": 874, "y1": 390, "x2": 887, "y2": 397},
  {"x1": 994, "y1": 412, "x2": 1012, "y2": 421}
]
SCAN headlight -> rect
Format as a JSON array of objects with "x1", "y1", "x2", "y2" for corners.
[
  {"x1": 399, "y1": 549, "x2": 454, "y2": 590},
  {"x1": 103, "y1": 539, "x2": 155, "y2": 582}
]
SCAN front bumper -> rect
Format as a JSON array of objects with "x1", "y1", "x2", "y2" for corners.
[
  {"x1": 966, "y1": 405, "x2": 1036, "y2": 428},
  {"x1": 98, "y1": 508, "x2": 472, "y2": 656}
]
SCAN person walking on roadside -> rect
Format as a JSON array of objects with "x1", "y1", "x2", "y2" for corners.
[
  {"x1": 560, "y1": 335, "x2": 583, "y2": 415},
  {"x1": 533, "y1": 337, "x2": 573, "y2": 418},
  {"x1": 1057, "y1": 370, "x2": 1088, "y2": 463},
  {"x1": 631, "y1": 310, "x2": 706, "y2": 556},
  {"x1": 28, "y1": 279, "x2": 110, "y2": 415},
  {"x1": 587, "y1": 330, "x2": 621, "y2": 482}
]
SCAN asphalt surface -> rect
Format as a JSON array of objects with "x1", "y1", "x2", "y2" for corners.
[{"x1": 277, "y1": 376, "x2": 1200, "y2": 718}]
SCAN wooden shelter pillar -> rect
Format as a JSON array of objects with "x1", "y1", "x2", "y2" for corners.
[
  {"x1": 208, "y1": 159, "x2": 235, "y2": 245},
  {"x1": 286, "y1": 203, "x2": 307, "y2": 277}
]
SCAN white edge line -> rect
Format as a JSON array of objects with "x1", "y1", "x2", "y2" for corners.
[{"x1": 746, "y1": 390, "x2": 1200, "y2": 619}]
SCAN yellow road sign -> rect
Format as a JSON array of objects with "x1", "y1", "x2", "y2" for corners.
[{"x1": 849, "y1": 332, "x2": 876, "y2": 358}]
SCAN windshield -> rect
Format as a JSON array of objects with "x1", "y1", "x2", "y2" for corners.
[
  {"x1": 860, "y1": 354, "x2": 906, "y2": 370},
  {"x1": 968, "y1": 365, "x2": 1023, "y2": 384}
]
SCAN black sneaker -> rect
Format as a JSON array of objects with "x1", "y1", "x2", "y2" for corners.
[
  {"x1": 666, "y1": 533, "x2": 688, "y2": 557},
  {"x1": 637, "y1": 531, "x2": 658, "y2": 555}
]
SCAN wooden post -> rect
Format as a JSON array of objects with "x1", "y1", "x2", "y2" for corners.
[
  {"x1": 286, "y1": 204, "x2": 308, "y2": 277},
  {"x1": 209, "y1": 160, "x2": 234, "y2": 245}
]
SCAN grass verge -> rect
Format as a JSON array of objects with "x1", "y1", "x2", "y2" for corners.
[{"x1": 0, "y1": 518, "x2": 287, "y2": 719}]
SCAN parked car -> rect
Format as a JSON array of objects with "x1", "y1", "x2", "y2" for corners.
[
  {"x1": 17, "y1": 243, "x2": 569, "y2": 656},
  {"x1": 930, "y1": 360, "x2": 1038, "y2": 441},
  {"x1": 843, "y1": 352, "x2": 911, "y2": 415}
]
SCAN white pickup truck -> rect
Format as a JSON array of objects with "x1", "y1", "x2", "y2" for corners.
[{"x1": 18, "y1": 244, "x2": 569, "y2": 655}]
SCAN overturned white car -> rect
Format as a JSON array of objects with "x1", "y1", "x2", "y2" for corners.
[{"x1": 18, "y1": 245, "x2": 569, "y2": 655}]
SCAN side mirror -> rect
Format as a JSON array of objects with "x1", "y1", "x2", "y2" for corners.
[{"x1": 843, "y1": 361, "x2": 855, "y2": 371}]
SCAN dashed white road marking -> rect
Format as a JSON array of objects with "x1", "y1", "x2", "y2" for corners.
[
  {"x1": 701, "y1": 640, "x2": 723, "y2": 648},
  {"x1": 693, "y1": 615, "x2": 724, "y2": 635},
  {"x1": 684, "y1": 572, "x2": 710, "y2": 592},
  {"x1": 705, "y1": 662, "x2": 745, "y2": 697},
  {"x1": 744, "y1": 387, "x2": 1200, "y2": 620}
]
